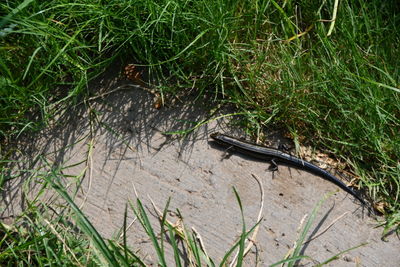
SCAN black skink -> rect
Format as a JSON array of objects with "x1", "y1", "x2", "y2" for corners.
[{"x1": 210, "y1": 132, "x2": 365, "y2": 205}]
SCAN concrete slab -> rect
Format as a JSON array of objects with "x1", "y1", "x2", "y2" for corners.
[{"x1": 1, "y1": 73, "x2": 399, "y2": 266}]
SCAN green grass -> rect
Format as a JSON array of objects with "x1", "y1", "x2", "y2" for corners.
[{"x1": 0, "y1": 0, "x2": 399, "y2": 264}]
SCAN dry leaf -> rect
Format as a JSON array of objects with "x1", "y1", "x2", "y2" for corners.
[
  {"x1": 373, "y1": 201, "x2": 388, "y2": 215},
  {"x1": 124, "y1": 64, "x2": 142, "y2": 81}
]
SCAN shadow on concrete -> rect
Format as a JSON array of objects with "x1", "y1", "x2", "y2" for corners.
[{"x1": 0, "y1": 61, "x2": 228, "y2": 219}]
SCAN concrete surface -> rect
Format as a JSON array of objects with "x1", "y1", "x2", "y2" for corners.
[{"x1": 1, "y1": 72, "x2": 399, "y2": 266}]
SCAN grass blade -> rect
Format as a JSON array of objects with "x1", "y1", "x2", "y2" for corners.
[
  {"x1": 269, "y1": 255, "x2": 311, "y2": 267},
  {"x1": 316, "y1": 243, "x2": 367, "y2": 266},
  {"x1": 44, "y1": 170, "x2": 119, "y2": 266},
  {"x1": 167, "y1": 223, "x2": 183, "y2": 267},
  {"x1": 130, "y1": 199, "x2": 167, "y2": 267},
  {"x1": 233, "y1": 187, "x2": 246, "y2": 267},
  {"x1": 287, "y1": 192, "x2": 334, "y2": 267}
]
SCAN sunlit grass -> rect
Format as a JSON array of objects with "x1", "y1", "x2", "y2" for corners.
[{"x1": 0, "y1": 0, "x2": 399, "y2": 262}]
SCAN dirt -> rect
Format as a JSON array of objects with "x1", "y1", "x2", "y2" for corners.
[{"x1": 1, "y1": 71, "x2": 399, "y2": 266}]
